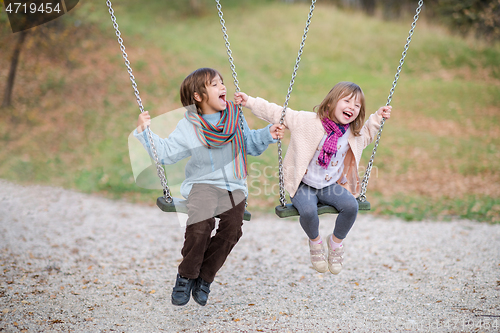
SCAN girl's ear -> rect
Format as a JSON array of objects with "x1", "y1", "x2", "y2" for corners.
[{"x1": 194, "y1": 92, "x2": 202, "y2": 103}]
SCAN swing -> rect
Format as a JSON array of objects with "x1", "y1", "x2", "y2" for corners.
[
  {"x1": 106, "y1": 0, "x2": 423, "y2": 220},
  {"x1": 105, "y1": 0, "x2": 252, "y2": 220},
  {"x1": 273, "y1": 0, "x2": 424, "y2": 218}
]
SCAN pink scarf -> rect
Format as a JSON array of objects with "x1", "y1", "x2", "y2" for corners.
[{"x1": 317, "y1": 118, "x2": 349, "y2": 169}]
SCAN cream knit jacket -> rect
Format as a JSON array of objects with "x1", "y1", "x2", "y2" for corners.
[{"x1": 245, "y1": 96, "x2": 384, "y2": 198}]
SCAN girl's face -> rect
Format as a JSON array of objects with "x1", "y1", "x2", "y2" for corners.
[
  {"x1": 332, "y1": 93, "x2": 361, "y2": 125},
  {"x1": 196, "y1": 74, "x2": 227, "y2": 114}
]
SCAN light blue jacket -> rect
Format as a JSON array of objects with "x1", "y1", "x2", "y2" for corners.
[{"x1": 134, "y1": 112, "x2": 275, "y2": 198}]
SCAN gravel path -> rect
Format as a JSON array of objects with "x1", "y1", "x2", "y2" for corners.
[{"x1": 1, "y1": 179, "x2": 499, "y2": 332}]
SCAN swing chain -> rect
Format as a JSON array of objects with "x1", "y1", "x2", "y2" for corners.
[
  {"x1": 358, "y1": 0, "x2": 424, "y2": 202},
  {"x1": 215, "y1": 0, "x2": 245, "y2": 134},
  {"x1": 216, "y1": 0, "x2": 251, "y2": 207},
  {"x1": 277, "y1": 0, "x2": 316, "y2": 207},
  {"x1": 106, "y1": 0, "x2": 173, "y2": 203}
]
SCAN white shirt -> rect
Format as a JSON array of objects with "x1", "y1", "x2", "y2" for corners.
[{"x1": 301, "y1": 127, "x2": 351, "y2": 189}]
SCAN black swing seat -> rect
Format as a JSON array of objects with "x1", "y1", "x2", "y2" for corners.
[
  {"x1": 275, "y1": 198, "x2": 371, "y2": 218},
  {"x1": 156, "y1": 196, "x2": 252, "y2": 221}
]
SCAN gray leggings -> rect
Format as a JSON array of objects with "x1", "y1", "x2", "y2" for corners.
[{"x1": 290, "y1": 182, "x2": 358, "y2": 240}]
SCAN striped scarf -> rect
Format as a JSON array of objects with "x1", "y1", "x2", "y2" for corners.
[
  {"x1": 185, "y1": 101, "x2": 247, "y2": 179},
  {"x1": 318, "y1": 118, "x2": 349, "y2": 169}
]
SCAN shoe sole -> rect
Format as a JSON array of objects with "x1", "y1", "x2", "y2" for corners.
[
  {"x1": 171, "y1": 296, "x2": 190, "y2": 306},
  {"x1": 312, "y1": 264, "x2": 328, "y2": 273},
  {"x1": 192, "y1": 292, "x2": 207, "y2": 306}
]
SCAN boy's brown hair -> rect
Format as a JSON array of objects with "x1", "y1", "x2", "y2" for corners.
[
  {"x1": 314, "y1": 81, "x2": 366, "y2": 136},
  {"x1": 180, "y1": 68, "x2": 223, "y2": 114}
]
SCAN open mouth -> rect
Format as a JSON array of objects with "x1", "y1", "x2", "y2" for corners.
[
  {"x1": 343, "y1": 111, "x2": 353, "y2": 119},
  {"x1": 219, "y1": 93, "x2": 226, "y2": 104}
]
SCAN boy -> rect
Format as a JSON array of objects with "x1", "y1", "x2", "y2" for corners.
[{"x1": 135, "y1": 68, "x2": 283, "y2": 306}]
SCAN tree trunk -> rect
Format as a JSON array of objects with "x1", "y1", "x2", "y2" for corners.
[
  {"x1": 189, "y1": 0, "x2": 203, "y2": 16},
  {"x1": 383, "y1": 0, "x2": 402, "y2": 19},
  {"x1": 361, "y1": 0, "x2": 377, "y2": 16},
  {"x1": 2, "y1": 31, "x2": 28, "y2": 108}
]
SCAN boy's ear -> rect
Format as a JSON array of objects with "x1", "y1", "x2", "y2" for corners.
[{"x1": 194, "y1": 92, "x2": 202, "y2": 103}]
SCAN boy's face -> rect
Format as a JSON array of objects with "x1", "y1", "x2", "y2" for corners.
[{"x1": 195, "y1": 74, "x2": 227, "y2": 115}]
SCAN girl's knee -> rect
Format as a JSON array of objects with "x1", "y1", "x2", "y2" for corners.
[
  {"x1": 342, "y1": 198, "x2": 359, "y2": 216},
  {"x1": 299, "y1": 205, "x2": 319, "y2": 221}
]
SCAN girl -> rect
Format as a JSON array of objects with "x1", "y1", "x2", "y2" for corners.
[
  {"x1": 135, "y1": 68, "x2": 284, "y2": 306},
  {"x1": 234, "y1": 82, "x2": 391, "y2": 274}
]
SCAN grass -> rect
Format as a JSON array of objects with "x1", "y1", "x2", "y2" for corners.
[{"x1": 0, "y1": 0, "x2": 499, "y2": 222}]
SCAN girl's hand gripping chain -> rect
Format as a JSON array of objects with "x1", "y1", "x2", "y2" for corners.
[
  {"x1": 235, "y1": 92, "x2": 285, "y2": 140},
  {"x1": 233, "y1": 92, "x2": 249, "y2": 107},
  {"x1": 270, "y1": 124, "x2": 285, "y2": 140},
  {"x1": 376, "y1": 105, "x2": 392, "y2": 120}
]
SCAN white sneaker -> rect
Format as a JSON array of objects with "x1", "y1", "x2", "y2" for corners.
[
  {"x1": 327, "y1": 234, "x2": 344, "y2": 274},
  {"x1": 308, "y1": 240, "x2": 328, "y2": 273}
]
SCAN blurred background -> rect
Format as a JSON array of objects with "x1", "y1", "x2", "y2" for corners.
[{"x1": 1, "y1": 0, "x2": 499, "y2": 222}]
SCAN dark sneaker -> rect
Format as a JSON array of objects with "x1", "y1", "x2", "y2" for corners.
[
  {"x1": 171, "y1": 274, "x2": 195, "y2": 306},
  {"x1": 192, "y1": 277, "x2": 211, "y2": 306}
]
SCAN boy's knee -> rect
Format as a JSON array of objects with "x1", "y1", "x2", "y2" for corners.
[{"x1": 218, "y1": 221, "x2": 243, "y2": 244}]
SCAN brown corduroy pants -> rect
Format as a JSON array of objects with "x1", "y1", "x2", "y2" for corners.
[{"x1": 178, "y1": 184, "x2": 246, "y2": 283}]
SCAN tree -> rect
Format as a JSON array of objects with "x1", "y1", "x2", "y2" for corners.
[
  {"x1": 189, "y1": 0, "x2": 205, "y2": 16},
  {"x1": 2, "y1": 30, "x2": 27, "y2": 108},
  {"x1": 361, "y1": 0, "x2": 376, "y2": 16},
  {"x1": 429, "y1": 0, "x2": 500, "y2": 41}
]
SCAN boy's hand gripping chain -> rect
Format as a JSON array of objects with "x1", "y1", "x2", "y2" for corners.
[{"x1": 106, "y1": 0, "x2": 173, "y2": 203}]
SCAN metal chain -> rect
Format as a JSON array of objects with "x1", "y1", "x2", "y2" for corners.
[
  {"x1": 215, "y1": 0, "x2": 245, "y2": 134},
  {"x1": 106, "y1": 0, "x2": 173, "y2": 203},
  {"x1": 358, "y1": 0, "x2": 424, "y2": 202},
  {"x1": 215, "y1": 0, "x2": 250, "y2": 207},
  {"x1": 277, "y1": 0, "x2": 317, "y2": 207}
]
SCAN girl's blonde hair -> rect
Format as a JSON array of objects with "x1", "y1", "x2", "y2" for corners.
[
  {"x1": 314, "y1": 81, "x2": 366, "y2": 136},
  {"x1": 180, "y1": 68, "x2": 223, "y2": 114}
]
